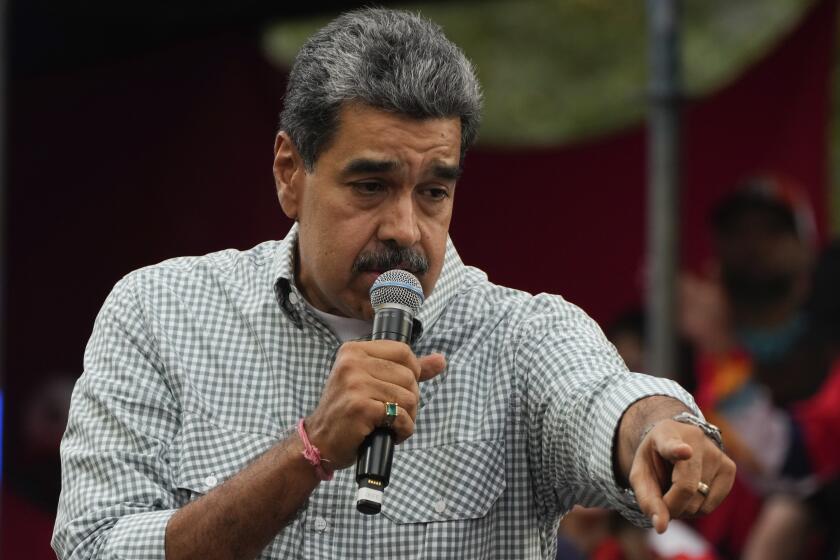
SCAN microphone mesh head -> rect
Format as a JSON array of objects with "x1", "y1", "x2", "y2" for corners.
[{"x1": 369, "y1": 270, "x2": 424, "y2": 314}]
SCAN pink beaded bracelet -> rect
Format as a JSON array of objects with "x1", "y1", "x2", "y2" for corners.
[{"x1": 296, "y1": 419, "x2": 333, "y2": 481}]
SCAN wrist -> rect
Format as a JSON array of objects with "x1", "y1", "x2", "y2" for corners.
[
  {"x1": 670, "y1": 412, "x2": 723, "y2": 450},
  {"x1": 615, "y1": 396, "x2": 691, "y2": 485},
  {"x1": 297, "y1": 418, "x2": 334, "y2": 481}
]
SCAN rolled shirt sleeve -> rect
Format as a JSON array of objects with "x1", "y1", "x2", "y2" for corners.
[
  {"x1": 53, "y1": 272, "x2": 181, "y2": 559},
  {"x1": 517, "y1": 295, "x2": 700, "y2": 526}
]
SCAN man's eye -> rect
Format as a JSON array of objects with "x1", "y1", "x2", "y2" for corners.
[
  {"x1": 352, "y1": 182, "x2": 385, "y2": 195},
  {"x1": 424, "y1": 187, "x2": 450, "y2": 200}
]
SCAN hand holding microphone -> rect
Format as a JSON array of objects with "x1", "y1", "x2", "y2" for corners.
[
  {"x1": 355, "y1": 270, "x2": 425, "y2": 514},
  {"x1": 300, "y1": 270, "x2": 445, "y2": 512}
]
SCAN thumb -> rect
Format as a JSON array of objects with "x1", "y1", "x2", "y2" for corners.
[
  {"x1": 655, "y1": 435, "x2": 693, "y2": 462},
  {"x1": 418, "y1": 353, "x2": 446, "y2": 381}
]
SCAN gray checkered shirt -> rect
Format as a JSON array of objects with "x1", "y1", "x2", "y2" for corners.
[{"x1": 53, "y1": 224, "x2": 698, "y2": 559}]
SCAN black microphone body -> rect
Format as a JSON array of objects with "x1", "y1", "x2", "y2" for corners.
[
  {"x1": 355, "y1": 271, "x2": 423, "y2": 515},
  {"x1": 369, "y1": 307, "x2": 414, "y2": 343}
]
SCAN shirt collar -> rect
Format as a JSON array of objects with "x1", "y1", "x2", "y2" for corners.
[
  {"x1": 271, "y1": 222, "x2": 466, "y2": 338},
  {"x1": 414, "y1": 237, "x2": 465, "y2": 336},
  {"x1": 271, "y1": 223, "x2": 302, "y2": 327}
]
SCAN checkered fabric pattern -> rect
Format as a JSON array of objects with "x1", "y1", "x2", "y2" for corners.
[{"x1": 53, "y1": 223, "x2": 699, "y2": 559}]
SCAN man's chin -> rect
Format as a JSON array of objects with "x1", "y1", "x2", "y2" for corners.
[{"x1": 359, "y1": 306, "x2": 375, "y2": 322}]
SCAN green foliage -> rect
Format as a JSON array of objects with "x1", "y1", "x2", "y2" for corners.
[{"x1": 263, "y1": 0, "x2": 809, "y2": 145}]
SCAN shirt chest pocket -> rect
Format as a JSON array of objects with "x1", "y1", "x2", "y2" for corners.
[
  {"x1": 172, "y1": 413, "x2": 277, "y2": 503},
  {"x1": 375, "y1": 439, "x2": 506, "y2": 559}
]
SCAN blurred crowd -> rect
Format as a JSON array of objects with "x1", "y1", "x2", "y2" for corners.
[
  {"x1": 559, "y1": 177, "x2": 840, "y2": 560},
  {"x1": 2, "y1": 177, "x2": 840, "y2": 560},
  {"x1": 1, "y1": 373, "x2": 75, "y2": 558}
]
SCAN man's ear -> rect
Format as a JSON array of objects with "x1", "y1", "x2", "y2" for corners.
[{"x1": 273, "y1": 131, "x2": 306, "y2": 220}]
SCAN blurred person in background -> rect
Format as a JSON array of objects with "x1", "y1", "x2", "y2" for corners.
[
  {"x1": 741, "y1": 238, "x2": 840, "y2": 560},
  {"x1": 680, "y1": 177, "x2": 817, "y2": 392},
  {"x1": 678, "y1": 177, "x2": 834, "y2": 558},
  {"x1": 1, "y1": 373, "x2": 75, "y2": 560}
]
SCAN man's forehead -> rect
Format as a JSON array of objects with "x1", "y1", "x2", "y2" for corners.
[{"x1": 321, "y1": 104, "x2": 462, "y2": 171}]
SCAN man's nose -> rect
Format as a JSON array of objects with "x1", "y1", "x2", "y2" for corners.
[{"x1": 378, "y1": 192, "x2": 421, "y2": 247}]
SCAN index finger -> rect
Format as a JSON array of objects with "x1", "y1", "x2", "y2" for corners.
[
  {"x1": 628, "y1": 466, "x2": 670, "y2": 534},
  {"x1": 360, "y1": 340, "x2": 421, "y2": 378}
]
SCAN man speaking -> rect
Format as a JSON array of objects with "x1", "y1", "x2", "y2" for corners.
[{"x1": 53, "y1": 8, "x2": 734, "y2": 559}]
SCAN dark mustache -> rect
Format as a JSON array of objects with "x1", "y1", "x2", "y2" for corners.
[{"x1": 352, "y1": 247, "x2": 429, "y2": 275}]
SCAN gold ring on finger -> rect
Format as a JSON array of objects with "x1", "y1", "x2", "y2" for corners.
[{"x1": 697, "y1": 481, "x2": 710, "y2": 497}]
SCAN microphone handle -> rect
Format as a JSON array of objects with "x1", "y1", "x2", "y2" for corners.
[
  {"x1": 355, "y1": 305, "x2": 413, "y2": 514},
  {"x1": 369, "y1": 306, "x2": 413, "y2": 343},
  {"x1": 355, "y1": 429, "x2": 395, "y2": 514}
]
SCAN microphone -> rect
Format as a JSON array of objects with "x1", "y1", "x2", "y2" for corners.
[{"x1": 355, "y1": 269, "x2": 424, "y2": 515}]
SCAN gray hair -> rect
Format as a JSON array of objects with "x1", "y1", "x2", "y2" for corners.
[{"x1": 279, "y1": 8, "x2": 482, "y2": 170}]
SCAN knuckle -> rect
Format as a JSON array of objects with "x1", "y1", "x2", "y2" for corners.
[
  {"x1": 401, "y1": 405, "x2": 417, "y2": 422},
  {"x1": 335, "y1": 354, "x2": 361, "y2": 375},
  {"x1": 700, "y1": 500, "x2": 717, "y2": 515},
  {"x1": 346, "y1": 398, "x2": 364, "y2": 416},
  {"x1": 723, "y1": 472, "x2": 736, "y2": 494},
  {"x1": 685, "y1": 500, "x2": 703, "y2": 517},
  {"x1": 364, "y1": 408, "x2": 382, "y2": 428},
  {"x1": 344, "y1": 380, "x2": 364, "y2": 397},
  {"x1": 403, "y1": 391, "x2": 418, "y2": 412},
  {"x1": 335, "y1": 342, "x2": 351, "y2": 358},
  {"x1": 724, "y1": 455, "x2": 737, "y2": 474},
  {"x1": 376, "y1": 339, "x2": 398, "y2": 355},
  {"x1": 349, "y1": 397, "x2": 373, "y2": 418},
  {"x1": 338, "y1": 341, "x2": 362, "y2": 357},
  {"x1": 401, "y1": 366, "x2": 418, "y2": 388},
  {"x1": 397, "y1": 344, "x2": 413, "y2": 362},
  {"x1": 402, "y1": 347, "x2": 421, "y2": 371},
  {"x1": 343, "y1": 373, "x2": 366, "y2": 394}
]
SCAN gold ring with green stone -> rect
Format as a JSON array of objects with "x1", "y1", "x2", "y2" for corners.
[{"x1": 382, "y1": 402, "x2": 399, "y2": 429}]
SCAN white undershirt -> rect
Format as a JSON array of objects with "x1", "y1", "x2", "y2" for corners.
[{"x1": 304, "y1": 300, "x2": 372, "y2": 343}]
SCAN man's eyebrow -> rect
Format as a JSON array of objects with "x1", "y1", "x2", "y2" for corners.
[
  {"x1": 340, "y1": 158, "x2": 461, "y2": 181},
  {"x1": 342, "y1": 158, "x2": 399, "y2": 175},
  {"x1": 431, "y1": 164, "x2": 462, "y2": 181}
]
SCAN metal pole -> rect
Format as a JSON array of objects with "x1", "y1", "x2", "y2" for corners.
[{"x1": 645, "y1": 0, "x2": 681, "y2": 379}]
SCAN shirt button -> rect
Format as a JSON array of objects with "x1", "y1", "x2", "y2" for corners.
[
  {"x1": 433, "y1": 499, "x2": 447, "y2": 514},
  {"x1": 313, "y1": 516, "x2": 328, "y2": 532},
  {"x1": 288, "y1": 292, "x2": 299, "y2": 305},
  {"x1": 204, "y1": 475, "x2": 218, "y2": 488}
]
